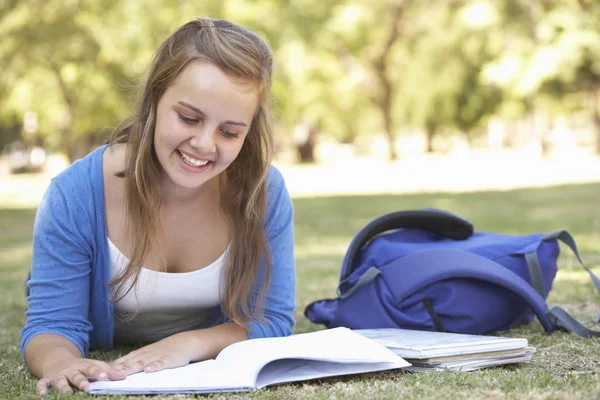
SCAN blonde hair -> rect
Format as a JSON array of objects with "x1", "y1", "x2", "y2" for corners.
[{"x1": 109, "y1": 18, "x2": 275, "y2": 331}]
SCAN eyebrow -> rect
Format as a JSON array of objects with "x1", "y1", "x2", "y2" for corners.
[{"x1": 178, "y1": 101, "x2": 248, "y2": 127}]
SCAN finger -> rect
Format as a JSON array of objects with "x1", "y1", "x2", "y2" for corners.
[
  {"x1": 111, "y1": 356, "x2": 144, "y2": 373},
  {"x1": 115, "y1": 358, "x2": 149, "y2": 375},
  {"x1": 36, "y1": 377, "x2": 52, "y2": 395},
  {"x1": 81, "y1": 364, "x2": 107, "y2": 381},
  {"x1": 66, "y1": 371, "x2": 90, "y2": 392},
  {"x1": 110, "y1": 361, "x2": 135, "y2": 375},
  {"x1": 129, "y1": 354, "x2": 169, "y2": 374},
  {"x1": 144, "y1": 358, "x2": 166, "y2": 372},
  {"x1": 54, "y1": 376, "x2": 73, "y2": 394},
  {"x1": 111, "y1": 348, "x2": 161, "y2": 375},
  {"x1": 94, "y1": 361, "x2": 128, "y2": 381},
  {"x1": 111, "y1": 349, "x2": 140, "y2": 365},
  {"x1": 110, "y1": 354, "x2": 139, "y2": 372}
]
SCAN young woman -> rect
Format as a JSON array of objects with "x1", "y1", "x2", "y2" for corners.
[{"x1": 21, "y1": 18, "x2": 296, "y2": 395}]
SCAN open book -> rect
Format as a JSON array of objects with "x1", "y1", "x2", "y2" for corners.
[
  {"x1": 355, "y1": 328, "x2": 535, "y2": 372},
  {"x1": 88, "y1": 328, "x2": 410, "y2": 395}
]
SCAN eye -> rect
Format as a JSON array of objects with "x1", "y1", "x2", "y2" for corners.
[
  {"x1": 177, "y1": 112, "x2": 198, "y2": 125},
  {"x1": 220, "y1": 129, "x2": 240, "y2": 139}
]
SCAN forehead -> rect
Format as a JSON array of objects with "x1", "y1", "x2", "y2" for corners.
[{"x1": 166, "y1": 61, "x2": 259, "y2": 115}]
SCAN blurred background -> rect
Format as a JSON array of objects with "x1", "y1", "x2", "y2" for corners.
[
  {"x1": 1, "y1": 0, "x2": 600, "y2": 198},
  {"x1": 2, "y1": 3, "x2": 600, "y2": 397}
]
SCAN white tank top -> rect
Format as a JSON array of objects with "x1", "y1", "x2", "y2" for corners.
[{"x1": 108, "y1": 238, "x2": 227, "y2": 344}]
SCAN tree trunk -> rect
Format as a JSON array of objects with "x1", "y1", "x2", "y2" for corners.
[
  {"x1": 523, "y1": 1, "x2": 548, "y2": 156},
  {"x1": 370, "y1": 4, "x2": 408, "y2": 161},
  {"x1": 525, "y1": 96, "x2": 546, "y2": 156},
  {"x1": 426, "y1": 132, "x2": 435, "y2": 153},
  {"x1": 50, "y1": 62, "x2": 78, "y2": 160},
  {"x1": 425, "y1": 120, "x2": 437, "y2": 153},
  {"x1": 382, "y1": 105, "x2": 398, "y2": 160},
  {"x1": 295, "y1": 123, "x2": 318, "y2": 163},
  {"x1": 592, "y1": 88, "x2": 600, "y2": 155}
]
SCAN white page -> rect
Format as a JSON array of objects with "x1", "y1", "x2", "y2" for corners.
[
  {"x1": 355, "y1": 328, "x2": 528, "y2": 359},
  {"x1": 436, "y1": 348, "x2": 535, "y2": 370},
  {"x1": 255, "y1": 359, "x2": 407, "y2": 388},
  {"x1": 411, "y1": 347, "x2": 536, "y2": 366},
  {"x1": 215, "y1": 327, "x2": 410, "y2": 386},
  {"x1": 88, "y1": 359, "x2": 252, "y2": 394},
  {"x1": 407, "y1": 350, "x2": 535, "y2": 373}
]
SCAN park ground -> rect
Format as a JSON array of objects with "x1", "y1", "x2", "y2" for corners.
[{"x1": 1, "y1": 149, "x2": 599, "y2": 399}]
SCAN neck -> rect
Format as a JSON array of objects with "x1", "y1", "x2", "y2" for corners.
[{"x1": 160, "y1": 174, "x2": 220, "y2": 207}]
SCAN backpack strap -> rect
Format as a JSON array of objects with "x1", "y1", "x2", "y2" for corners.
[
  {"x1": 547, "y1": 306, "x2": 600, "y2": 337},
  {"x1": 544, "y1": 230, "x2": 600, "y2": 293},
  {"x1": 339, "y1": 247, "x2": 566, "y2": 334},
  {"x1": 340, "y1": 209, "x2": 474, "y2": 282},
  {"x1": 524, "y1": 230, "x2": 600, "y2": 337}
]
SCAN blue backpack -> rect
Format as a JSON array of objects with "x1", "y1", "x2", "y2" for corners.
[{"x1": 305, "y1": 209, "x2": 600, "y2": 337}]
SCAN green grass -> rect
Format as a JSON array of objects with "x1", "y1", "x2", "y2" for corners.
[{"x1": 1, "y1": 182, "x2": 600, "y2": 399}]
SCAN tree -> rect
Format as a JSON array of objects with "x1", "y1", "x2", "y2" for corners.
[
  {"x1": 392, "y1": 1, "x2": 504, "y2": 152},
  {"x1": 536, "y1": 0, "x2": 600, "y2": 154},
  {"x1": 484, "y1": 0, "x2": 600, "y2": 153},
  {"x1": 262, "y1": 0, "x2": 357, "y2": 162},
  {"x1": 0, "y1": 0, "x2": 224, "y2": 159},
  {"x1": 1, "y1": 1, "x2": 122, "y2": 159},
  {"x1": 325, "y1": 0, "x2": 418, "y2": 160}
]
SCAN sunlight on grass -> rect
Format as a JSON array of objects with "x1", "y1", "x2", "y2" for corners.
[
  {"x1": 276, "y1": 150, "x2": 600, "y2": 198},
  {"x1": 0, "y1": 173, "x2": 51, "y2": 209},
  {"x1": 0, "y1": 244, "x2": 32, "y2": 266},
  {"x1": 555, "y1": 267, "x2": 600, "y2": 284},
  {"x1": 295, "y1": 241, "x2": 349, "y2": 259},
  {"x1": 3, "y1": 149, "x2": 600, "y2": 208}
]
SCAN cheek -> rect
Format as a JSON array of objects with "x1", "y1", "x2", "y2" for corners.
[
  {"x1": 218, "y1": 140, "x2": 247, "y2": 165},
  {"x1": 154, "y1": 116, "x2": 181, "y2": 149}
]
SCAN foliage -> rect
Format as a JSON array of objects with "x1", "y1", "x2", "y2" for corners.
[{"x1": 1, "y1": 0, "x2": 599, "y2": 158}]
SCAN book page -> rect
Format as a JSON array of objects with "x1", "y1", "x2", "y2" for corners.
[
  {"x1": 407, "y1": 348, "x2": 536, "y2": 372},
  {"x1": 89, "y1": 328, "x2": 410, "y2": 394},
  {"x1": 255, "y1": 359, "x2": 406, "y2": 389},
  {"x1": 88, "y1": 359, "x2": 253, "y2": 394},
  {"x1": 355, "y1": 328, "x2": 528, "y2": 359},
  {"x1": 215, "y1": 327, "x2": 410, "y2": 387},
  {"x1": 409, "y1": 346, "x2": 535, "y2": 363}
]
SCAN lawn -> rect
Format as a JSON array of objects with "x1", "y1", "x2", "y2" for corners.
[{"x1": 1, "y1": 176, "x2": 599, "y2": 399}]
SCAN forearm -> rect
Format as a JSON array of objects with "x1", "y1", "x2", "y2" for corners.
[
  {"x1": 184, "y1": 322, "x2": 248, "y2": 362},
  {"x1": 24, "y1": 334, "x2": 84, "y2": 378}
]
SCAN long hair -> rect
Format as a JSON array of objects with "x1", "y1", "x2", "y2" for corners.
[{"x1": 109, "y1": 18, "x2": 275, "y2": 331}]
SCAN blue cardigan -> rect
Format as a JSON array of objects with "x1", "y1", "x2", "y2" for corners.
[{"x1": 21, "y1": 145, "x2": 296, "y2": 359}]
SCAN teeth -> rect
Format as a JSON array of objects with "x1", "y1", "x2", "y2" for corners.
[{"x1": 179, "y1": 151, "x2": 209, "y2": 167}]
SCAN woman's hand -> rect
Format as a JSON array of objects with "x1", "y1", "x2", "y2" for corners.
[
  {"x1": 36, "y1": 358, "x2": 127, "y2": 395},
  {"x1": 110, "y1": 332, "x2": 200, "y2": 375}
]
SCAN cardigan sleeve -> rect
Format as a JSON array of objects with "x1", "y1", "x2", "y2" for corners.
[
  {"x1": 20, "y1": 178, "x2": 94, "y2": 361},
  {"x1": 245, "y1": 166, "x2": 296, "y2": 339}
]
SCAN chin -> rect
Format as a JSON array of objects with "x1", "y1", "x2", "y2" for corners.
[
  {"x1": 172, "y1": 174, "x2": 213, "y2": 190},
  {"x1": 169, "y1": 167, "x2": 224, "y2": 192}
]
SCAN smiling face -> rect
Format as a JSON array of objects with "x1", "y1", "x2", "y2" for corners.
[{"x1": 153, "y1": 60, "x2": 259, "y2": 195}]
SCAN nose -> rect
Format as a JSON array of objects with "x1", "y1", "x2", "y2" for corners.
[{"x1": 189, "y1": 125, "x2": 217, "y2": 153}]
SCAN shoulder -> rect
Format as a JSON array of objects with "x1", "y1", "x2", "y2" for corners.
[
  {"x1": 265, "y1": 165, "x2": 289, "y2": 196},
  {"x1": 102, "y1": 143, "x2": 127, "y2": 204},
  {"x1": 51, "y1": 144, "x2": 108, "y2": 192},
  {"x1": 265, "y1": 165, "x2": 292, "y2": 209},
  {"x1": 264, "y1": 165, "x2": 293, "y2": 233},
  {"x1": 33, "y1": 146, "x2": 109, "y2": 245},
  {"x1": 102, "y1": 142, "x2": 127, "y2": 178},
  {"x1": 38, "y1": 144, "x2": 109, "y2": 225}
]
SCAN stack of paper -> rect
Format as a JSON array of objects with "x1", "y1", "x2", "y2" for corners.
[{"x1": 355, "y1": 328, "x2": 535, "y2": 372}]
